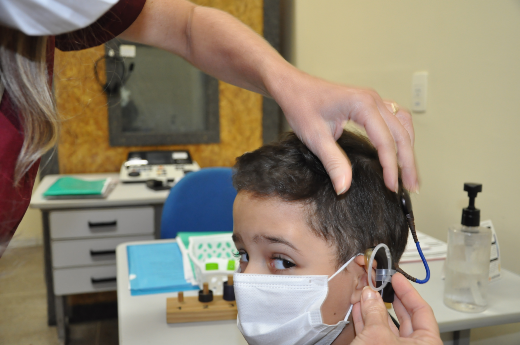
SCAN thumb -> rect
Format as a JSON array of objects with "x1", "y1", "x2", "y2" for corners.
[
  {"x1": 360, "y1": 286, "x2": 391, "y2": 329},
  {"x1": 309, "y1": 136, "x2": 352, "y2": 195}
]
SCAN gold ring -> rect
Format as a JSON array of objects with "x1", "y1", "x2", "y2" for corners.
[{"x1": 391, "y1": 102, "x2": 399, "y2": 116}]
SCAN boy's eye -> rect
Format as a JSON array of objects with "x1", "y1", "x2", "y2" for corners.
[
  {"x1": 272, "y1": 256, "x2": 295, "y2": 270},
  {"x1": 234, "y1": 250, "x2": 249, "y2": 262}
]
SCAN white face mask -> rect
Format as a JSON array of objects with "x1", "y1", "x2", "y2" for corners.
[
  {"x1": 0, "y1": 0, "x2": 119, "y2": 36},
  {"x1": 234, "y1": 254, "x2": 360, "y2": 345}
]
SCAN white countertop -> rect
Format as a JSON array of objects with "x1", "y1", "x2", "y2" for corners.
[
  {"x1": 30, "y1": 174, "x2": 170, "y2": 209},
  {"x1": 399, "y1": 259, "x2": 520, "y2": 333},
  {"x1": 116, "y1": 240, "x2": 247, "y2": 345}
]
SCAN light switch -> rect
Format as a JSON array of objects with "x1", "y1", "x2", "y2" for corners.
[{"x1": 412, "y1": 71, "x2": 428, "y2": 112}]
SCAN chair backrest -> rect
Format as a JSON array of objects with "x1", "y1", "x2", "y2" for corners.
[{"x1": 160, "y1": 167, "x2": 237, "y2": 239}]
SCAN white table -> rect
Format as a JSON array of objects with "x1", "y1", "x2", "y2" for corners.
[
  {"x1": 395, "y1": 259, "x2": 520, "y2": 344},
  {"x1": 30, "y1": 174, "x2": 170, "y2": 341},
  {"x1": 116, "y1": 240, "x2": 247, "y2": 345},
  {"x1": 31, "y1": 173, "x2": 170, "y2": 210},
  {"x1": 117, "y1": 240, "x2": 520, "y2": 345}
]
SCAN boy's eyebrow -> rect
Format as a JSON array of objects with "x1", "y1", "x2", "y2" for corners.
[
  {"x1": 254, "y1": 235, "x2": 300, "y2": 253},
  {"x1": 232, "y1": 233, "x2": 242, "y2": 243}
]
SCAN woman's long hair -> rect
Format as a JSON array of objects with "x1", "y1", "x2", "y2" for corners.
[{"x1": 0, "y1": 26, "x2": 59, "y2": 186}]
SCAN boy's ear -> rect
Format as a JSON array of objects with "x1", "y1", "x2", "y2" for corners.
[{"x1": 350, "y1": 255, "x2": 376, "y2": 305}]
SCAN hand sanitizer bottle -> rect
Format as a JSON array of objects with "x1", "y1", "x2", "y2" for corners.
[{"x1": 444, "y1": 183, "x2": 492, "y2": 313}]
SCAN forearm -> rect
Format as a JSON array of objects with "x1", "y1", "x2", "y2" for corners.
[{"x1": 120, "y1": 0, "x2": 295, "y2": 98}]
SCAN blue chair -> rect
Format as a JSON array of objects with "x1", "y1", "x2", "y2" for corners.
[{"x1": 160, "y1": 167, "x2": 237, "y2": 239}]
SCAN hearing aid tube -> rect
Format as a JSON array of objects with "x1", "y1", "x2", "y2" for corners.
[{"x1": 368, "y1": 243, "x2": 396, "y2": 303}]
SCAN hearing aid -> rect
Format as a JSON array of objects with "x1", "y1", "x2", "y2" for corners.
[{"x1": 365, "y1": 189, "x2": 431, "y2": 301}]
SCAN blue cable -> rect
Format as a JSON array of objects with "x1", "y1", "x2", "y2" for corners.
[{"x1": 414, "y1": 241, "x2": 430, "y2": 284}]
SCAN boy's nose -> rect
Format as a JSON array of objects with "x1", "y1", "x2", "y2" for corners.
[{"x1": 242, "y1": 260, "x2": 271, "y2": 275}]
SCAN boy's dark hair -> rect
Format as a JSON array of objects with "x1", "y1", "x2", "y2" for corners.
[{"x1": 232, "y1": 130, "x2": 408, "y2": 267}]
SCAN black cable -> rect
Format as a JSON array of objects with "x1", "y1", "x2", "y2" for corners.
[
  {"x1": 389, "y1": 312, "x2": 400, "y2": 330},
  {"x1": 93, "y1": 54, "x2": 130, "y2": 94},
  {"x1": 396, "y1": 189, "x2": 430, "y2": 284}
]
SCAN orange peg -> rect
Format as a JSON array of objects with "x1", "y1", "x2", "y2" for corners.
[{"x1": 178, "y1": 292, "x2": 184, "y2": 303}]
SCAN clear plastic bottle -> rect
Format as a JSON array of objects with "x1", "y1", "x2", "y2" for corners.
[{"x1": 444, "y1": 183, "x2": 492, "y2": 313}]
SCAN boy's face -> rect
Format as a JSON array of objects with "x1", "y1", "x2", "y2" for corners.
[{"x1": 232, "y1": 191, "x2": 367, "y2": 332}]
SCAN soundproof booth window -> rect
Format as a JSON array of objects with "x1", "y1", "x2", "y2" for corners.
[{"x1": 102, "y1": 39, "x2": 220, "y2": 146}]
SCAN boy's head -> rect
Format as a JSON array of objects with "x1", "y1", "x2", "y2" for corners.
[{"x1": 231, "y1": 130, "x2": 409, "y2": 343}]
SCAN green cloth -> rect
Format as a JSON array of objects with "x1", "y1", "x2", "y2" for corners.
[{"x1": 43, "y1": 177, "x2": 107, "y2": 197}]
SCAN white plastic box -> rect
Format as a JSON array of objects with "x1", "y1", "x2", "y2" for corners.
[{"x1": 187, "y1": 234, "x2": 239, "y2": 294}]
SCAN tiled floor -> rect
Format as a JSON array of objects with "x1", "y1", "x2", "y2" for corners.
[{"x1": 0, "y1": 245, "x2": 118, "y2": 345}]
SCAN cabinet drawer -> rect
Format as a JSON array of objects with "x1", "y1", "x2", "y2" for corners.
[
  {"x1": 53, "y1": 265, "x2": 117, "y2": 295},
  {"x1": 52, "y1": 235, "x2": 154, "y2": 268},
  {"x1": 50, "y1": 207, "x2": 154, "y2": 239}
]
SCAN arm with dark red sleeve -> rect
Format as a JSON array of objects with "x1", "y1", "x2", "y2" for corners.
[{"x1": 55, "y1": 0, "x2": 146, "y2": 52}]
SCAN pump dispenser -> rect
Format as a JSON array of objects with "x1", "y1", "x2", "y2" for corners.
[
  {"x1": 461, "y1": 183, "x2": 482, "y2": 227},
  {"x1": 444, "y1": 183, "x2": 492, "y2": 313}
]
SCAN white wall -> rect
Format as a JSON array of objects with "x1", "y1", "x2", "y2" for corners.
[{"x1": 285, "y1": 1, "x2": 520, "y2": 343}]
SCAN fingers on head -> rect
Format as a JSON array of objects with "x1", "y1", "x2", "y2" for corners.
[
  {"x1": 395, "y1": 110, "x2": 414, "y2": 146},
  {"x1": 377, "y1": 101, "x2": 418, "y2": 192},
  {"x1": 351, "y1": 94, "x2": 399, "y2": 192},
  {"x1": 301, "y1": 130, "x2": 352, "y2": 195}
]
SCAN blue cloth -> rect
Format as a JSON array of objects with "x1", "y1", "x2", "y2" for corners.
[
  {"x1": 127, "y1": 242, "x2": 199, "y2": 296},
  {"x1": 160, "y1": 167, "x2": 237, "y2": 239}
]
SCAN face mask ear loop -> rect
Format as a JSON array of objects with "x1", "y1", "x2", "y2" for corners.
[
  {"x1": 328, "y1": 254, "x2": 363, "y2": 282},
  {"x1": 367, "y1": 243, "x2": 392, "y2": 292}
]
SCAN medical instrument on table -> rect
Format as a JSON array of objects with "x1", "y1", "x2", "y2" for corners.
[
  {"x1": 119, "y1": 150, "x2": 200, "y2": 185},
  {"x1": 444, "y1": 183, "x2": 492, "y2": 313},
  {"x1": 166, "y1": 276, "x2": 237, "y2": 324},
  {"x1": 0, "y1": 0, "x2": 118, "y2": 36},
  {"x1": 366, "y1": 188, "x2": 431, "y2": 303}
]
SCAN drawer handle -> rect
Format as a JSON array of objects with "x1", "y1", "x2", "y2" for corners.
[
  {"x1": 90, "y1": 249, "x2": 116, "y2": 256},
  {"x1": 91, "y1": 277, "x2": 117, "y2": 284},
  {"x1": 88, "y1": 220, "x2": 117, "y2": 228}
]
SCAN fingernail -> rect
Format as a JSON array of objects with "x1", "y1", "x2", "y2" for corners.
[
  {"x1": 335, "y1": 176, "x2": 347, "y2": 195},
  {"x1": 394, "y1": 180, "x2": 399, "y2": 193},
  {"x1": 413, "y1": 181, "x2": 420, "y2": 194},
  {"x1": 362, "y1": 286, "x2": 377, "y2": 301}
]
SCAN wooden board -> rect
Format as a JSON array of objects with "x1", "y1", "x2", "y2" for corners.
[{"x1": 166, "y1": 295, "x2": 237, "y2": 324}]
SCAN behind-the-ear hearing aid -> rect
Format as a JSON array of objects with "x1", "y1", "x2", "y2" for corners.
[{"x1": 365, "y1": 189, "x2": 430, "y2": 302}]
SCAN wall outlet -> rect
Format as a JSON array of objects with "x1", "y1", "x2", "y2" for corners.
[{"x1": 412, "y1": 71, "x2": 428, "y2": 112}]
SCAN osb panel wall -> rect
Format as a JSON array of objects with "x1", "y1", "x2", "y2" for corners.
[{"x1": 55, "y1": 0, "x2": 264, "y2": 174}]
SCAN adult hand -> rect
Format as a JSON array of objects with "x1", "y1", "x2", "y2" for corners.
[
  {"x1": 271, "y1": 70, "x2": 418, "y2": 195},
  {"x1": 351, "y1": 273, "x2": 442, "y2": 345},
  {"x1": 122, "y1": 0, "x2": 418, "y2": 195}
]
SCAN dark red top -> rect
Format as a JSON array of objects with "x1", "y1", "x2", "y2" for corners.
[{"x1": 0, "y1": 0, "x2": 146, "y2": 256}]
